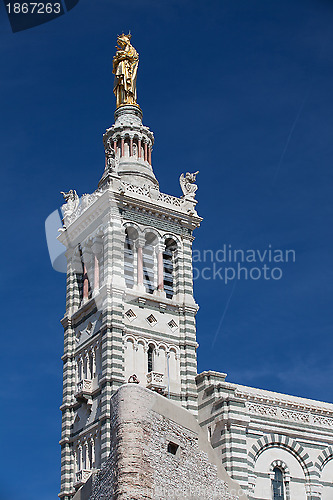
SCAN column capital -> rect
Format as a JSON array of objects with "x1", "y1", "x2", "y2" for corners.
[
  {"x1": 91, "y1": 238, "x2": 102, "y2": 255},
  {"x1": 135, "y1": 237, "x2": 146, "y2": 249},
  {"x1": 155, "y1": 243, "x2": 166, "y2": 254}
]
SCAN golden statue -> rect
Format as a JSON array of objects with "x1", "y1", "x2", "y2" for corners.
[{"x1": 113, "y1": 33, "x2": 139, "y2": 108}]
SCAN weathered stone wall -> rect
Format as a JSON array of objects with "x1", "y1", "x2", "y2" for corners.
[
  {"x1": 74, "y1": 383, "x2": 248, "y2": 500},
  {"x1": 147, "y1": 410, "x2": 241, "y2": 499}
]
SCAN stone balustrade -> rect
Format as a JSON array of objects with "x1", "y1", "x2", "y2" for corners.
[
  {"x1": 146, "y1": 371, "x2": 165, "y2": 391},
  {"x1": 74, "y1": 469, "x2": 92, "y2": 488},
  {"x1": 75, "y1": 379, "x2": 93, "y2": 401}
]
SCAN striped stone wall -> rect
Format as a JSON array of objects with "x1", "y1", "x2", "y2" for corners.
[{"x1": 196, "y1": 371, "x2": 333, "y2": 500}]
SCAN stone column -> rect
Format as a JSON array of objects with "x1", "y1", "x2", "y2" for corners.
[
  {"x1": 83, "y1": 265, "x2": 89, "y2": 299},
  {"x1": 85, "y1": 351, "x2": 90, "y2": 379},
  {"x1": 144, "y1": 141, "x2": 148, "y2": 162},
  {"x1": 91, "y1": 437, "x2": 95, "y2": 468},
  {"x1": 148, "y1": 145, "x2": 152, "y2": 165},
  {"x1": 137, "y1": 246, "x2": 143, "y2": 285},
  {"x1": 121, "y1": 137, "x2": 124, "y2": 157},
  {"x1": 94, "y1": 255, "x2": 99, "y2": 291},
  {"x1": 78, "y1": 356, "x2": 82, "y2": 381},
  {"x1": 82, "y1": 442, "x2": 87, "y2": 470},
  {"x1": 73, "y1": 448, "x2": 77, "y2": 474},
  {"x1": 135, "y1": 237, "x2": 146, "y2": 292},
  {"x1": 154, "y1": 243, "x2": 166, "y2": 297},
  {"x1": 113, "y1": 139, "x2": 117, "y2": 155},
  {"x1": 91, "y1": 349, "x2": 96, "y2": 379},
  {"x1": 138, "y1": 138, "x2": 142, "y2": 158},
  {"x1": 78, "y1": 444, "x2": 82, "y2": 471},
  {"x1": 129, "y1": 137, "x2": 133, "y2": 157}
]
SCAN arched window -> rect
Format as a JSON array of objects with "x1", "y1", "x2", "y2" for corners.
[
  {"x1": 77, "y1": 245, "x2": 92, "y2": 301},
  {"x1": 272, "y1": 467, "x2": 284, "y2": 500},
  {"x1": 143, "y1": 233, "x2": 157, "y2": 294},
  {"x1": 163, "y1": 238, "x2": 177, "y2": 299},
  {"x1": 124, "y1": 228, "x2": 136, "y2": 289},
  {"x1": 147, "y1": 344, "x2": 154, "y2": 373},
  {"x1": 124, "y1": 137, "x2": 130, "y2": 157}
]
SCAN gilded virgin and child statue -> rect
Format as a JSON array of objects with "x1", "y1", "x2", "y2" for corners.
[{"x1": 113, "y1": 33, "x2": 139, "y2": 108}]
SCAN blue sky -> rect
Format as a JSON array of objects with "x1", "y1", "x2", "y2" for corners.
[{"x1": 1, "y1": 0, "x2": 333, "y2": 498}]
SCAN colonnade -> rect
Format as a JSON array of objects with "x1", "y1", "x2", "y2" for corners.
[
  {"x1": 125, "y1": 229, "x2": 178, "y2": 298},
  {"x1": 80, "y1": 238, "x2": 103, "y2": 301},
  {"x1": 112, "y1": 135, "x2": 153, "y2": 165},
  {"x1": 75, "y1": 342, "x2": 100, "y2": 384},
  {"x1": 74, "y1": 432, "x2": 98, "y2": 473},
  {"x1": 124, "y1": 337, "x2": 181, "y2": 392}
]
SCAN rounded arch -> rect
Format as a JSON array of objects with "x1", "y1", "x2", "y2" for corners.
[
  {"x1": 147, "y1": 340, "x2": 158, "y2": 350},
  {"x1": 164, "y1": 237, "x2": 178, "y2": 250},
  {"x1": 248, "y1": 434, "x2": 313, "y2": 482},
  {"x1": 137, "y1": 338, "x2": 147, "y2": 349},
  {"x1": 124, "y1": 335, "x2": 136, "y2": 345},
  {"x1": 162, "y1": 233, "x2": 181, "y2": 248},
  {"x1": 169, "y1": 345, "x2": 179, "y2": 356},
  {"x1": 143, "y1": 228, "x2": 160, "y2": 245},
  {"x1": 123, "y1": 223, "x2": 140, "y2": 239},
  {"x1": 162, "y1": 237, "x2": 179, "y2": 299},
  {"x1": 157, "y1": 342, "x2": 167, "y2": 351},
  {"x1": 123, "y1": 226, "x2": 138, "y2": 290},
  {"x1": 315, "y1": 445, "x2": 333, "y2": 473},
  {"x1": 270, "y1": 460, "x2": 290, "y2": 481}
]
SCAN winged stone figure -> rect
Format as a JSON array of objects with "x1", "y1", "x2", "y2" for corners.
[
  {"x1": 179, "y1": 171, "x2": 199, "y2": 199},
  {"x1": 60, "y1": 189, "x2": 79, "y2": 218}
]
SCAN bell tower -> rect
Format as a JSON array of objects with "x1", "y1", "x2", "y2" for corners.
[{"x1": 58, "y1": 35, "x2": 201, "y2": 499}]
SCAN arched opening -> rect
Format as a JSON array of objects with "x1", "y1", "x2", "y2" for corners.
[
  {"x1": 147, "y1": 344, "x2": 154, "y2": 373},
  {"x1": 124, "y1": 227, "x2": 137, "y2": 289},
  {"x1": 163, "y1": 238, "x2": 177, "y2": 299},
  {"x1": 124, "y1": 337, "x2": 135, "y2": 381},
  {"x1": 143, "y1": 232, "x2": 158, "y2": 294},
  {"x1": 272, "y1": 467, "x2": 284, "y2": 500},
  {"x1": 124, "y1": 137, "x2": 130, "y2": 157}
]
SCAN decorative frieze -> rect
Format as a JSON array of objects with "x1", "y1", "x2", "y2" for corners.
[
  {"x1": 313, "y1": 414, "x2": 333, "y2": 427},
  {"x1": 247, "y1": 402, "x2": 278, "y2": 417}
]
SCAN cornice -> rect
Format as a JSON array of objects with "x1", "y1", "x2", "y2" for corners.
[
  {"x1": 206, "y1": 380, "x2": 333, "y2": 417},
  {"x1": 58, "y1": 183, "x2": 202, "y2": 246}
]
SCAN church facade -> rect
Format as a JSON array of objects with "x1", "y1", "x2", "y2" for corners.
[{"x1": 57, "y1": 35, "x2": 333, "y2": 500}]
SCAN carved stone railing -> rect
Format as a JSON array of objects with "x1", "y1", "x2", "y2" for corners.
[
  {"x1": 62, "y1": 180, "x2": 190, "y2": 230},
  {"x1": 121, "y1": 182, "x2": 183, "y2": 208},
  {"x1": 122, "y1": 182, "x2": 150, "y2": 197},
  {"x1": 246, "y1": 400, "x2": 333, "y2": 427},
  {"x1": 157, "y1": 191, "x2": 182, "y2": 207},
  {"x1": 74, "y1": 469, "x2": 91, "y2": 488},
  {"x1": 146, "y1": 371, "x2": 165, "y2": 392}
]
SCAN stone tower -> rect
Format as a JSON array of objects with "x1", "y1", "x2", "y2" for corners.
[{"x1": 58, "y1": 60, "x2": 202, "y2": 498}]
